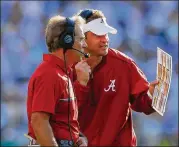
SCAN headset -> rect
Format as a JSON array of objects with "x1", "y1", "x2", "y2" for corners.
[
  {"x1": 58, "y1": 17, "x2": 75, "y2": 51},
  {"x1": 60, "y1": 17, "x2": 89, "y2": 146},
  {"x1": 59, "y1": 17, "x2": 89, "y2": 58},
  {"x1": 79, "y1": 9, "x2": 93, "y2": 21}
]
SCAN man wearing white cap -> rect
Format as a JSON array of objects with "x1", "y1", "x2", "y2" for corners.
[{"x1": 73, "y1": 9, "x2": 159, "y2": 146}]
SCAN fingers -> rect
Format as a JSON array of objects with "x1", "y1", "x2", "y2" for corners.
[
  {"x1": 75, "y1": 60, "x2": 91, "y2": 73},
  {"x1": 76, "y1": 64, "x2": 91, "y2": 73},
  {"x1": 81, "y1": 56, "x2": 89, "y2": 61},
  {"x1": 150, "y1": 80, "x2": 159, "y2": 85}
]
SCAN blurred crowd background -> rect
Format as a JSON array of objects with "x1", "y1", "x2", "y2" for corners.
[{"x1": 1, "y1": 1, "x2": 178, "y2": 146}]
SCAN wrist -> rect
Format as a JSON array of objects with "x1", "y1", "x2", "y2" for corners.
[
  {"x1": 147, "y1": 90, "x2": 153, "y2": 99},
  {"x1": 79, "y1": 132, "x2": 85, "y2": 137}
]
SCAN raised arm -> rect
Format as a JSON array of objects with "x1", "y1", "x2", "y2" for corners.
[{"x1": 129, "y1": 61, "x2": 158, "y2": 115}]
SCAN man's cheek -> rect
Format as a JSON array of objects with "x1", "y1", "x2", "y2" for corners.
[{"x1": 74, "y1": 42, "x2": 81, "y2": 50}]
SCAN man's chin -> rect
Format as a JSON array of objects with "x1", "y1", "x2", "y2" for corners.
[
  {"x1": 89, "y1": 48, "x2": 108, "y2": 57},
  {"x1": 99, "y1": 49, "x2": 108, "y2": 56}
]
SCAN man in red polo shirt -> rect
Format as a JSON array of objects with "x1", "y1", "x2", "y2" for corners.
[
  {"x1": 73, "y1": 9, "x2": 159, "y2": 146},
  {"x1": 26, "y1": 15, "x2": 90, "y2": 146}
]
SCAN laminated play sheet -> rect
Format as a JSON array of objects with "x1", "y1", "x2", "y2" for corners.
[{"x1": 152, "y1": 47, "x2": 172, "y2": 116}]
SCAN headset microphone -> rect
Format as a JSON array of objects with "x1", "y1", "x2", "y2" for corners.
[{"x1": 72, "y1": 48, "x2": 90, "y2": 58}]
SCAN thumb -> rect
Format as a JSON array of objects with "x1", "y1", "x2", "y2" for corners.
[
  {"x1": 81, "y1": 56, "x2": 88, "y2": 61},
  {"x1": 150, "y1": 80, "x2": 159, "y2": 86}
]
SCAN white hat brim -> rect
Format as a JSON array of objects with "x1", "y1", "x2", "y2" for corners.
[{"x1": 83, "y1": 18, "x2": 117, "y2": 35}]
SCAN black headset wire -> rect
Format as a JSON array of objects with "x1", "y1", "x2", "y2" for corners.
[
  {"x1": 72, "y1": 48, "x2": 89, "y2": 58},
  {"x1": 63, "y1": 49, "x2": 74, "y2": 145}
]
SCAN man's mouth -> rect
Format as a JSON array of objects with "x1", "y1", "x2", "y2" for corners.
[{"x1": 100, "y1": 44, "x2": 108, "y2": 49}]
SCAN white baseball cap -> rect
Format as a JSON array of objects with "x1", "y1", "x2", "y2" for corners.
[{"x1": 83, "y1": 18, "x2": 117, "y2": 35}]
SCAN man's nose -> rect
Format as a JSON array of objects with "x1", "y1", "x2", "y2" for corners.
[{"x1": 100, "y1": 34, "x2": 109, "y2": 43}]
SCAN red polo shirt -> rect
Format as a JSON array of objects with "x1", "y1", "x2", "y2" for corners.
[{"x1": 27, "y1": 54, "x2": 84, "y2": 143}]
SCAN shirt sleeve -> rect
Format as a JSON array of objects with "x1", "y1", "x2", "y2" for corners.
[
  {"x1": 73, "y1": 80, "x2": 90, "y2": 109},
  {"x1": 32, "y1": 72, "x2": 58, "y2": 114},
  {"x1": 129, "y1": 60, "x2": 155, "y2": 115}
]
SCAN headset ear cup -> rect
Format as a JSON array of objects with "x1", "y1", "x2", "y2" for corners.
[
  {"x1": 63, "y1": 33, "x2": 74, "y2": 49},
  {"x1": 58, "y1": 18, "x2": 75, "y2": 50},
  {"x1": 58, "y1": 33, "x2": 74, "y2": 50}
]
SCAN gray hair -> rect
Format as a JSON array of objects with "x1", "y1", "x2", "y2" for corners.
[{"x1": 45, "y1": 15, "x2": 85, "y2": 52}]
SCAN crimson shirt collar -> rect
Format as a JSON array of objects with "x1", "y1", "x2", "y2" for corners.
[{"x1": 43, "y1": 54, "x2": 71, "y2": 72}]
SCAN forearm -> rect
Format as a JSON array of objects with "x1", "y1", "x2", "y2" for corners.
[
  {"x1": 130, "y1": 91, "x2": 155, "y2": 115},
  {"x1": 73, "y1": 80, "x2": 89, "y2": 108},
  {"x1": 32, "y1": 120, "x2": 58, "y2": 146}
]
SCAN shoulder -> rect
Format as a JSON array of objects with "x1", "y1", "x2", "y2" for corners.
[
  {"x1": 107, "y1": 48, "x2": 134, "y2": 65},
  {"x1": 30, "y1": 62, "x2": 59, "y2": 81}
]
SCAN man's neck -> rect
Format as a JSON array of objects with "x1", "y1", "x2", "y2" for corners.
[
  {"x1": 50, "y1": 50, "x2": 75, "y2": 67},
  {"x1": 86, "y1": 55, "x2": 103, "y2": 71}
]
